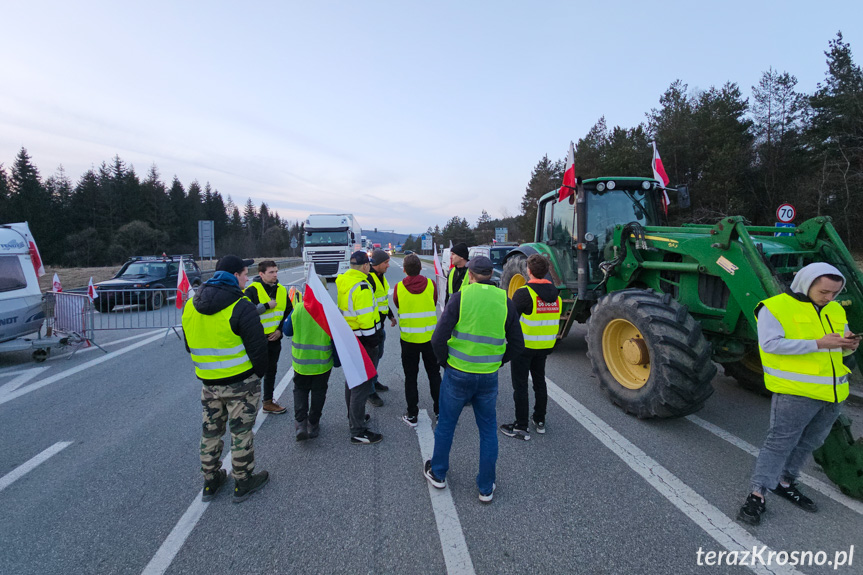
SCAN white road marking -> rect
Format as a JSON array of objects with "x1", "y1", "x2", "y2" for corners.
[
  {"x1": 0, "y1": 332, "x2": 165, "y2": 408},
  {"x1": 686, "y1": 414, "x2": 863, "y2": 515},
  {"x1": 0, "y1": 367, "x2": 50, "y2": 394},
  {"x1": 547, "y1": 379, "x2": 802, "y2": 575},
  {"x1": 141, "y1": 368, "x2": 295, "y2": 575},
  {"x1": 51, "y1": 330, "x2": 162, "y2": 359},
  {"x1": 0, "y1": 441, "x2": 73, "y2": 493},
  {"x1": 414, "y1": 410, "x2": 475, "y2": 575}
]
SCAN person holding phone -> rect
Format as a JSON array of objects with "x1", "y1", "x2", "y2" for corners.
[{"x1": 737, "y1": 262, "x2": 859, "y2": 525}]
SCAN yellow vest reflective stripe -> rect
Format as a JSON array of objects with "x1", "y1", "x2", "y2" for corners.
[
  {"x1": 757, "y1": 293, "x2": 850, "y2": 402},
  {"x1": 336, "y1": 269, "x2": 379, "y2": 336},
  {"x1": 518, "y1": 285, "x2": 561, "y2": 350},
  {"x1": 182, "y1": 297, "x2": 253, "y2": 380},
  {"x1": 291, "y1": 291, "x2": 334, "y2": 375},
  {"x1": 373, "y1": 273, "x2": 390, "y2": 315},
  {"x1": 396, "y1": 279, "x2": 436, "y2": 343},
  {"x1": 448, "y1": 267, "x2": 469, "y2": 296},
  {"x1": 447, "y1": 283, "x2": 507, "y2": 373},
  {"x1": 249, "y1": 282, "x2": 288, "y2": 334}
]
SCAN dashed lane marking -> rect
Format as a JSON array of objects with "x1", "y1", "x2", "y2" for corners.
[
  {"x1": 0, "y1": 441, "x2": 73, "y2": 493},
  {"x1": 547, "y1": 379, "x2": 802, "y2": 575}
]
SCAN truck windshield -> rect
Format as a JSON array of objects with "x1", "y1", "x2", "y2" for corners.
[
  {"x1": 120, "y1": 262, "x2": 168, "y2": 277},
  {"x1": 306, "y1": 231, "x2": 348, "y2": 246}
]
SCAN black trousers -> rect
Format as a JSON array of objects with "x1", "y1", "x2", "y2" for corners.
[
  {"x1": 293, "y1": 370, "x2": 330, "y2": 424},
  {"x1": 263, "y1": 338, "x2": 282, "y2": 402},
  {"x1": 345, "y1": 341, "x2": 379, "y2": 435},
  {"x1": 401, "y1": 339, "x2": 441, "y2": 417},
  {"x1": 509, "y1": 349, "x2": 551, "y2": 429}
]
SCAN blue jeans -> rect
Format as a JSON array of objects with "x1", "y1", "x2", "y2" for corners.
[
  {"x1": 430, "y1": 366, "x2": 499, "y2": 495},
  {"x1": 750, "y1": 393, "x2": 842, "y2": 495}
]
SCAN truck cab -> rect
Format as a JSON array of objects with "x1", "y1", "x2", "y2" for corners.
[{"x1": 303, "y1": 214, "x2": 362, "y2": 278}]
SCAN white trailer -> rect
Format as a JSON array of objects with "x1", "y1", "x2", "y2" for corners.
[{"x1": 302, "y1": 214, "x2": 362, "y2": 278}]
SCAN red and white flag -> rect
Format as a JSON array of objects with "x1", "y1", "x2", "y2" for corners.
[
  {"x1": 558, "y1": 142, "x2": 577, "y2": 202},
  {"x1": 87, "y1": 277, "x2": 96, "y2": 302},
  {"x1": 652, "y1": 141, "x2": 671, "y2": 214},
  {"x1": 9, "y1": 222, "x2": 45, "y2": 277},
  {"x1": 432, "y1": 242, "x2": 444, "y2": 311},
  {"x1": 176, "y1": 258, "x2": 191, "y2": 309},
  {"x1": 52, "y1": 273, "x2": 62, "y2": 292},
  {"x1": 304, "y1": 264, "x2": 376, "y2": 388}
]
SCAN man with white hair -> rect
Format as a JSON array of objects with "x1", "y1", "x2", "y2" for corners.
[{"x1": 737, "y1": 262, "x2": 859, "y2": 525}]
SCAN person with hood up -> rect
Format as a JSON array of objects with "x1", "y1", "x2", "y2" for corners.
[
  {"x1": 182, "y1": 255, "x2": 270, "y2": 504},
  {"x1": 737, "y1": 262, "x2": 859, "y2": 526},
  {"x1": 393, "y1": 253, "x2": 441, "y2": 426},
  {"x1": 445, "y1": 242, "x2": 469, "y2": 306},
  {"x1": 499, "y1": 254, "x2": 561, "y2": 441}
]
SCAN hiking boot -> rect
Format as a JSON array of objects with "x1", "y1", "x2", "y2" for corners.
[
  {"x1": 532, "y1": 418, "x2": 546, "y2": 435},
  {"x1": 770, "y1": 482, "x2": 818, "y2": 512},
  {"x1": 375, "y1": 381, "x2": 389, "y2": 392},
  {"x1": 201, "y1": 469, "x2": 227, "y2": 502},
  {"x1": 736, "y1": 493, "x2": 766, "y2": 525},
  {"x1": 263, "y1": 400, "x2": 287, "y2": 415},
  {"x1": 351, "y1": 430, "x2": 383, "y2": 445},
  {"x1": 479, "y1": 483, "x2": 496, "y2": 504},
  {"x1": 367, "y1": 393, "x2": 384, "y2": 407},
  {"x1": 424, "y1": 460, "x2": 446, "y2": 489},
  {"x1": 295, "y1": 420, "x2": 309, "y2": 441},
  {"x1": 307, "y1": 421, "x2": 320, "y2": 439},
  {"x1": 499, "y1": 423, "x2": 530, "y2": 441},
  {"x1": 233, "y1": 471, "x2": 270, "y2": 503},
  {"x1": 402, "y1": 413, "x2": 418, "y2": 427}
]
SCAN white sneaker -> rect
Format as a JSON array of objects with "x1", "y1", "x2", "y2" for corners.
[{"x1": 479, "y1": 483, "x2": 496, "y2": 503}]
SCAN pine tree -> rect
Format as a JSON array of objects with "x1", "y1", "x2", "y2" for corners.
[
  {"x1": 520, "y1": 155, "x2": 563, "y2": 234},
  {"x1": 0, "y1": 164, "x2": 8, "y2": 222},
  {"x1": 9, "y1": 148, "x2": 52, "y2": 241}
]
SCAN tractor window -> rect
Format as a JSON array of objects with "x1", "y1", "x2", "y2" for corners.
[
  {"x1": 537, "y1": 197, "x2": 555, "y2": 243},
  {"x1": 552, "y1": 196, "x2": 576, "y2": 244},
  {"x1": 587, "y1": 190, "x2": 649, "y2": 245}
]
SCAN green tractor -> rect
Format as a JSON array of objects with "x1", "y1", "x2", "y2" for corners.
[{"x1": 500, "y1": 176, "x2": 863, "y2": 497}]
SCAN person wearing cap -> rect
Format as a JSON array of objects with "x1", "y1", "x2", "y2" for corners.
[
  {"x1": 445, "y1": 242, "x2": 470, "y2": 306},
  {"x1": 335, "y1": 250, "x2": 384, "y2": 444},
  {"x1": 394, "y1": 253, "x2": 441, "y2": 427},
  {"x1": 244, "y1": 260, "x2": 292, "y2": 415},
  {"x1": 737, "y1": 262, "x2": 859, "y2": 526},
  {"x1": 182, "y1": 255, "x2": 271, "y2": 503},
  {"x1": 366, "y1": 248, "x2": 397, "y2": 405},
  {"x1": 424, "y1": 256, "x2": 523, "y2": 503},
  {"x1": 500, "y1": 253, "x2": 561, "y2": 441}
]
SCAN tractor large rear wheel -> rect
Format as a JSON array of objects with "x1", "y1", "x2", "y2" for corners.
[
  {"x1": 500, "y1": 253, "x2": 528, "y2": 299},
  {"x1": 587, "y1": 289, "x2": 716, "y2": 418},
  {"x1": 721, "y1": 351, "x2": 770, "y2": 396}
]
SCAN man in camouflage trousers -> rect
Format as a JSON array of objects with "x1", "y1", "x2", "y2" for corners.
[{"x1": 182, "y1": 255, "x2": 271, "y2": 503}]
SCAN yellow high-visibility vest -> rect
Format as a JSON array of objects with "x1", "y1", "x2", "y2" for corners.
[
  {"x1": 396, "y1": 279, "x2": 436, "y2": 344},
  {"x1": 182, "y1": 297, "x2": 253, "y2": 380},
  {"x1": 336, "y1": 269, "x2": 378, "y2": 337},
  {"x1": 447, "y1": 283, "x2": 507, "y2": 374},
  {"x1": 518, "y1": 285, "x2": 561, "y2": 350},
  {"x1": 249, "y1": 282, "x2": 287, "y2": 334}
]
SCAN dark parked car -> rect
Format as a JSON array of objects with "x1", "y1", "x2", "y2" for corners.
[
  {"x1": 468, "y1": 244, "x2": 518, "y2": 286},
  {"x1": 403, "y1": 250, "x2": 414, "y2": 255},
  {"x1": 93, "y1": 255, "x2": 202, "y2": 312}
]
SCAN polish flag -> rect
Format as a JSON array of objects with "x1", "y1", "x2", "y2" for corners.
[
  {"x1": 652, "y1": 141, "x2": 671, "y2": 214},
  {"x1": 176, "y1": 257, "x2": 191, "y2": 309},
  {"x1": 87, "y1": 277, "x2": 96, "y2": 302},
  {"x1": 52, "y1": 273, "x2": 62, "y2": 292},
  {"x1": 303, "y1": 264, "x2": 376, "y2": 388},
  {"x1": 8, "y1": 222, "x2": 45, "y2": 276},
  {"x1": 558, "y1": 142, "x2": 577, "y2": 202}
]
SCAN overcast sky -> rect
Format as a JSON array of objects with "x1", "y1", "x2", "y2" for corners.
[{"x1": 1, "y1": 1, "x2": 860, "y2": 234}]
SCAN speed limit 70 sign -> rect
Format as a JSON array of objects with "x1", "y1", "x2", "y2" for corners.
[{"x1": 776, "y1": 203, "x2": 796, "y2": 223}]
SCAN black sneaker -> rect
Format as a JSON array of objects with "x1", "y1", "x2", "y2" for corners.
[
  {"x1": 367, "y1": 393, "x2": 384, "y2": 407},
  {"x1": 295, "y1": 420, "x2": 309, "y2": 441},
  {"x1": 479, "y1": 483, "x2": 496, "y2": 504},
  {"x1": 351, "y1": 430, "x2": 383, "y2": 445},
  {"x1": 736, "y1": 493, "x2": 766, "y2": 525},
  {"x1": 499, "y1": 423, "x2": 530, "y2": 441},
  {"x1": 307, "y1": 421, "x2": 320, "y2": 439},
  {"x1": 770, "y1": 482, "x2": 818, "y2": 512},
  {"x1": 375, "y1": 381, "x2": 389, "y2": 392},
  {"x1": 402, "y1": 413, "x2": 418, "y2": 427},
  {"x1": 201, "y1": 469, "x2": 227, "y2": 502},
  {"x1": 424, "y1": 460, "x2": 446, "y2": 489},
  {"x1": 232, "y1": 470, "x2": 270, "y2": 503},
  {"x1": 532, "y1": 418, "x2": 546, "y2": 435}
]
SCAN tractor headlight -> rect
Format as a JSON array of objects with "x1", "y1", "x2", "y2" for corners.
[
  {"x1": 642, "y1": 180, "x2": 651, "y2": 190},
  {"x1": 607, "y1": 181, "x2": 616, "y2": 190},
  {"x1": 596, "y1": 183, "x2": 606, "y2": 192}
]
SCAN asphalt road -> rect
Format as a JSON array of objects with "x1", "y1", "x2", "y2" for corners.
[{"x1": 1, "y1": 262, "x2": 862, "y2": 575}]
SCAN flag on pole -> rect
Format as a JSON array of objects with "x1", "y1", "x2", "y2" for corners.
[
  {"x1": 304, "y1": 264, "x2": 376, "y2": 388},
  {"x1": 558, "y1": 142, "x2": 577, "y2": 202},
  {"x1": 176, "y1": 257, "x2": 191, "y2": 309},
  {"x1": 87, "y1": 277, "x2": 96, "y2": 302},
  {"x1": 52, "y1": 273, "x2": 62, "y2": 292},
  {"x1": 432, "y1": 243, "x2": 445, "y2": 311},
  {"x1": 652, "y1": 141, "x2": 671, "y2": 214},
  {"x1": 8, "y1": 222, "x2": 45, "y2": 277}
]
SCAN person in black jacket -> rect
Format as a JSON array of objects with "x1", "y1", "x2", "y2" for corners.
[{"x1": 182, "y1": 255, "x2": 270, "y2": 503}]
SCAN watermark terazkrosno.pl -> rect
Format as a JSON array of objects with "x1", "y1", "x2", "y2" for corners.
[{"x1": 696, "y1": 545, "x2": 854, "y2": 569}]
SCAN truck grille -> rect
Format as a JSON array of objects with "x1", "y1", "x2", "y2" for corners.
[{"x1": 307, "y1": 250, "x2": 344, "y2": 276}]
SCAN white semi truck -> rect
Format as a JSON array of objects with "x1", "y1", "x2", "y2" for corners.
[{"x1": 302, "y1": 214, "x2": 362, "y2": 278}]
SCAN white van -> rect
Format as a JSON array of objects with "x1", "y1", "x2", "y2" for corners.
[{"x1": 0, "y1": 224, "x2": 45, "y2": 343}]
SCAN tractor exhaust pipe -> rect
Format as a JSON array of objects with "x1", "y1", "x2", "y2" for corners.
[{"x1": 575, "y1": 177, "x2": 588, "y2": 301}]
